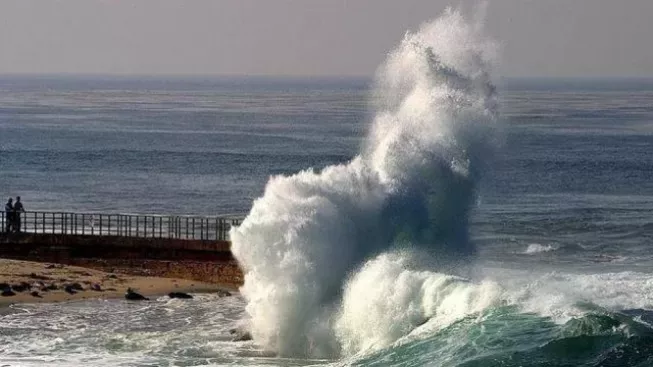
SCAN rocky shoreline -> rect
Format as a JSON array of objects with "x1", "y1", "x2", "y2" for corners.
[{"x1": 0, "y1": 258, "x2": 237, "y2": 305}]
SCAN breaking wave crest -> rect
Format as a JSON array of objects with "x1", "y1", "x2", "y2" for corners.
[{"x1": 230, "y1": 7, "x2": 499, "y2": 358}]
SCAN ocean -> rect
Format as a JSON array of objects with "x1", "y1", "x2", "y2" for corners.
[{"x1": 3, "y1": 13, "x2": 653, "y2": 367}]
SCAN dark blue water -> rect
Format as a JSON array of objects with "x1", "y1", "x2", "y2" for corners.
[
  {"x1": 2, "y1": 76, "x2": 653, "y2": 366},
  {"x1": 0, "y1": 76, "x2": 367, "y2": 214}
]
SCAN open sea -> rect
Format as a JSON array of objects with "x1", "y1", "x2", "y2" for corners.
[{"x1": 1, "y1": 71, "x2": 653, "y2": 366}]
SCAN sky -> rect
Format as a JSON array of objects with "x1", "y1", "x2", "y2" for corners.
[{"x1": 0, "y1": 0, "x2": 651, "y2": 78}]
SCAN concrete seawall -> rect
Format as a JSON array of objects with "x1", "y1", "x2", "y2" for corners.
[{"x1": 0, "y1": 233, "x2": 243, "y2": 284}]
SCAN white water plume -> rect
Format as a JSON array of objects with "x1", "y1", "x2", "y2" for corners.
[
  {"x1": 231, "y1": 7, "x2": 499, "y2": 358},
  {"x1": 335, "y1": 252, "x2": 502, "y2": 356}
]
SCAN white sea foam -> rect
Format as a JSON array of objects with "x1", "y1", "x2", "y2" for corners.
[
  {"x1": 230, "y1": 7, "x2": 499, "y2": 358},
  {"x1": 335, "y1": 252, "x2": 502, "y2": 356},
  {"x1": 523, "y1": 243, "x2": 558, "y2": 254}
]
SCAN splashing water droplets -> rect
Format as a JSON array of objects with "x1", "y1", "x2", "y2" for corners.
[{"x1": 231, "y1": 7, "x2": 499, "y2": 358}]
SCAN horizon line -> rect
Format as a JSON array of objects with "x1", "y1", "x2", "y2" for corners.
[{"x1": 1, "y1": 72, "x2": 653, "y2": 81}]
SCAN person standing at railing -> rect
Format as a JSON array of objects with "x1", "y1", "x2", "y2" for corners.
[
  {"x1": 13, "y1": 196, "x2": 25, "y2": 233},
  {"x1": 4, "y1": 198, "x2": 13, "y2": 233}
]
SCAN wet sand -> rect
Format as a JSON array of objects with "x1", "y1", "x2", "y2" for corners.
[{"x1": 0, "y1": 258, "x2": 236, "y2": 306}]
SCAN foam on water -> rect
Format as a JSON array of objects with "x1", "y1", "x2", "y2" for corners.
[
  {"x1": 499, "y1": 270, "x2": 653, "y2": 323},
  {"x1": 231, "y1": 8, "x2": 499, "y2": 358},
  {"x1": 523, "y1": 243, "x2": 558, "y2": 254},
  {"x1": 0, "y1": 294, "x2": 252, "y2": 367},
  {"x1": 335, "y1": 252, "x2": 502, "y2": 356}
]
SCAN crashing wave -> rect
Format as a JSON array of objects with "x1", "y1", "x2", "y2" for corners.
[{"x1": 231, "y1": 7, "x2": 499, "y2": 358}]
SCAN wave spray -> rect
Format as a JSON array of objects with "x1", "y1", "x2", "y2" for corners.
[{"x1": 231, "y1": 8, "x2": 499, "y2": 358}]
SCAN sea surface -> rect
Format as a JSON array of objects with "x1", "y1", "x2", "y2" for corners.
[{"x1": 2, "y1": 76, "x2": 653, "y2": 366}]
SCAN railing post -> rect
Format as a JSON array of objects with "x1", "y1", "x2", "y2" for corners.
[
  {"x1": 202, "y1": 217, "x2": 205, "y2": 240},
  {"x1": 192, "y1": 217, "x2": 195, "y2": 240},
  {"x1": 219, "y1": 218, "x2": 223, "y2": 241}
]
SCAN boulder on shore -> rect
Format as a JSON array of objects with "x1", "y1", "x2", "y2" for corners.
[
  {"x1": 1, "y1": 289, "x2": 16, "y2": 297},
  {"x1": 168, "y1": 292, "x2": 193, "y2": 299},
  {"x1": 11, "y1": 282, "x2": 31, "y2": 293},
  {"x1": 216, "y1": 289, "x2": 232, "y2": 297},
  {"x1": 125, "y1": 288, "x2": 149, "y2": 301},
  {"x1": 230, "y1": 327, "x2": 253, "y2": 342}
]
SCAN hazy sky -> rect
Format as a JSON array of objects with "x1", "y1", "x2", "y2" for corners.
[{"x1": 0, "y1": 0, "x2": 651, "y2": 77}]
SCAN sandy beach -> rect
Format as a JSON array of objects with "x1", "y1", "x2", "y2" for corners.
[{"x1": 0, "y1": 258, "x2": 236, "y2": 306}]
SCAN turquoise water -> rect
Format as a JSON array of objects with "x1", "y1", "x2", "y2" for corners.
[{"x1": 357, "y1": 306, "x2": 653, "y2": 367}]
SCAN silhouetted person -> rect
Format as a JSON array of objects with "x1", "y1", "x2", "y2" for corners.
[
  {"x1": 4, "y1": 198, "x2": 13, "y2": 233},
  {"x1": 13, "y1": 196, "x2": 24, "y2": 233}
]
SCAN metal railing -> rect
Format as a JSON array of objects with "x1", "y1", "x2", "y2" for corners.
[{"x1": 0, "y1": 211, "x2": 243, "y2": 241}]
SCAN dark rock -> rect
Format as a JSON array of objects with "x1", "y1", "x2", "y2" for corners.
[
  {"x1": 91, "y1": 283, "x2": 102, "y2": 291},
  {"x1": 107, "y1": 274, "x2": 118, "y2": 279},
  {"x1": 230, "y1": 328, "x2": 253, "y2": 342},
  {"x1": 0, "y1": 282, "x2": 9, "y2": 290},
  {"x1": 168, "y1": 292, "x2": 193, "y2": 299},
  {"x1": 45, "y1": 283, "x2": 58, "y2": 291},
  {"x1": 216, "y1": 289, "x2": 232, "y2": 297},
  {"x1": 125, "y1": 288, "x2": 148, "y2": 301},
  {"x1": 30, "y1": 291, "x2": 42, "y2": 298},
  {"x1": 11, "y1": 283, "x2": 30, "y2": 293},
  {"x1": 1, "y1": 289, "x2": 16, "y2": 297},
  {"x1": 64, "y1": 285, "x2": 78, "y2": 295},
  {"x1": 70, "y1": 283, "x2": 84, "y2": 291}
]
